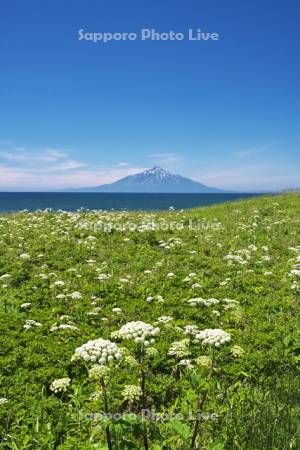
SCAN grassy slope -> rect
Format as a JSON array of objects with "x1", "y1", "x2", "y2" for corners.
[{"x1": 0, "y1": 193, "x2": 299, "y2": 449}]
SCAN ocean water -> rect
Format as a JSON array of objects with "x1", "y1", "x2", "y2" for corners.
[{"x1": 0, "y1": 192, "x2": 262, "y2": 212}]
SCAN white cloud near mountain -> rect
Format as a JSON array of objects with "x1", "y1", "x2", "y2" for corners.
[
  {"x1": 0, "y1": 143, "x2": 147, "y2": 190},
  {"x1": 0, "y1": 148, "x2": 69, "y2": 164},
  {"x1": 147, "y1": 152, "x2": 183, "y2": 164},
  {"x1": 195, "y1": 163, "x2": 299, "y2": 192},
  {"x1": 0, "y1": 163, "x2": 148, "y2": 191}
]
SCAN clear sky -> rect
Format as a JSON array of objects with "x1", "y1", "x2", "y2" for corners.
[{"x1": 1, "y1": 0, "x2": 299, "y2": 191}]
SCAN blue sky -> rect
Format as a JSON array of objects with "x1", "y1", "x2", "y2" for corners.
[{"x1": 0, "y1": 0, "x2": 299, "y2": 191}]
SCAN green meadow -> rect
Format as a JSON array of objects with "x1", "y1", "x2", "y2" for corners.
[{"x1": 0, "y1": 194, "x2": 300, "y2": 449}]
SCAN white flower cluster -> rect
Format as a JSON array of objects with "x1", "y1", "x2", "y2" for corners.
[
  {"x1": 178, "y1": 359, "x2": 194, "y2": 369},
  {"x1": 143, "y1": 347, "x2": 158, "y2": 358},
  {"x1": 50, "y1": 323, "x2": 78, "y2": 332},
  {"x1": 50, "y1": 378, "x2": 71, "y2": 393},
  {"x1": 19, "y1": 253, "x2": 30, "y2": 260},
  {"x1": 96, "y1": 273, "x2": 112, "y2": 281},
  {"x1": 194, "y1": 328, "x2": 231, "y2": 347},
  {"x1": 23, "y1": 319, "x2": 42, "y2": 330},
  {"x1": 158, "y1": 238, "x2": 183, "y2": 249},
  {"x1": 224, "y1": 248, "x2": 253, "y2": 265},
  {"x1": 156, "y1": 315, "x2": 173, "y2": 324},
  {"x1": 168, "y1": 339, "x2": 190, "y2": 358},
  {"x1": 88, "y1": 364, "x2": 110, "y2": 381},
  {"x1": 291, "y1": 281, "x2": 299, "y2": 291},
  {"x1": 0, "y1": 274, "x2": 11, "y2": 281},
  {"x1": 248, "y1": 244, "x2": 258, "y2": 252},
  {"x1": 89, "y1": 391, "x2": 102, "y2": 401},
  {"x1": 187, "y1": 297, "x2": 220, "y2": 307},
  {"x1": 184, "y1": 325, "x2": 231, "y2": 347},
  {"x1": 121, "y1": 384, "x2": 142, "y2": 403},
  {"x1": 288, "y1": 248, "x2": 300, "y2": 289},
  {"x1": 183, "y1": 272, "x2": 197, "y2": 283},
  {"x1": 119, "y1": 276, "x2": 131, "y2": 283},
  {"x1": 0, "y1": 397, "x2": 8, "y2": 405},
  {"x1": 20, "y1": 302, "x2": 32, "y2": 309},
  {"x1": 184, "y1": 324, "x2": 200, "y2": 336},
  {"x1": 146, "y1": 295, "x2": 165, "y2": 304},
  {"x1": 72, "y1": 338, "x2": 122, "y2": 365},
  {"x1": 219, "y1": 278, "x2": 230, "y2": 287},
  {"x1": 53, "y1": 280, "x2": 65, "y2": 287},
  {"x1": 112, "y1": 321, "x2": 160, "y2": 346},
  {"x1": 87, "y1": 307, "x2": 101, "y2": 317},
  {"x1": 69, "y1": 291, "x2": 82, "y2": 300},
  {"x1": 124, "y1": 355, "x2": 139, "y2": 367},
  {"x1": 222, "y1": 298, "x2": 239, "y2": 310},
  {"x1": 289, "y1": 269, "x2": 300, "y2": 277}
]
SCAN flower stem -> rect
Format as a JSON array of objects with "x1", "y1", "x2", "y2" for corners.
[
  {"x1": 101, "y1": 380, "x2": 113, "y2": 450},
  {"x1": 140, "y1": 369, "x2": 149, "y2": 450},
  {"x1": 138, "y1": 346, "x2": 149, "y2": 450},
  {"x1": 191, "y1": 392, "x2": 207, "y2": 449}
]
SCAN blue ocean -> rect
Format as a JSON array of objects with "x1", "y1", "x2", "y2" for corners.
[{"x1": 0, "y1": 192, "x2": 262, "y2": 212}]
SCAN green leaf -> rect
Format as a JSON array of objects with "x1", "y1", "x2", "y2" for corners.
[{"x1": 167, "y1": 419, "x2": 192, "y2": 440}]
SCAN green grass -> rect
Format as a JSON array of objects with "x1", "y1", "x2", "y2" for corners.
[{"x1": 0, "y1": 193, "x2": 300, "y2": 449}]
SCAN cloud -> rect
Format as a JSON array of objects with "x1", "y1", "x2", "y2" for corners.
[
  {"x1": 0, "y1": 144, "x2": 87, "y2": 175},
  {"x1": 147, "y1": 152, "x2": 183, "y2": 164},
  {"x1": 50, "y1": 160, "x2": 87, "y2": 171},
  {"x1": 195, "y1": 163, "x2": 300, "y2": 192},
  {"x1": 0, "y1": 148, "x2": 69, "y2": 165},
  {"x1": 0, "y1": 143, "x2": 147, "y2": 190},
  {"x1": 234, "y1": 145, "x2": 268, "y2": 158},
  {"x1": 0, "y1": 164, "x2": 148, "y2": 191}
]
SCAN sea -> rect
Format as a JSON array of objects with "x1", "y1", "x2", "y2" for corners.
[{"x1": 0, "y1": 192, "x2": 262, "y2": 212}]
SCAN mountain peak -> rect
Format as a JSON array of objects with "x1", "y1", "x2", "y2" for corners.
[
  {"x1": 68, "y1": 166, "x2": 224, "y2": 193},
  {"x1": 142, "y1": 166, "x2": 171, "y2": 180},
  {"x1": 146, "y1": 166, "x2": 167, "y2": 173}
]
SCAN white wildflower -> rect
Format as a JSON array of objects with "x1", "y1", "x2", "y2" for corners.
[
  {"x1": 89, "y1": 391, "x2": 102, "y2": 401},
  {"x1": 54, "y1": 280, "x2": 65, "y2": 287},
  {"x1": 50, "y1": 323, "x2": 78, "y2": 332},
  {"x1": 0, "y1": 274, "x2": 11, "y2": 280},
  {"x1": 156, "y1": 315, "x2": 173, "y2": 324},
  {"x1": 70, "y1": 291, "x2": 82, "y2": 300},
  {"x1": 72, "y1": 338, "x2": 122, "y2": 365},
  {"x1": 20, "y1": 302, "x2": 32, "y2": 309},
  {"x1": 88, "y1": 365, "x2": 110, "y2": 381},
  {"x1": 19, "y1": 253, "x2": 30, "y2": 260},
  {"x1": 145, "y1": 347, "x2": 159, "y2": 357},
  {"x1": 178, "y1": 359, "x2": 194, "y2": 369},
  {"x1": 112, "y1": 321, "x2": 160, "y2": 346},
  {"x1": 121, "y1": 385, "x2": 142, "y2": 403},
  {"x1": 194, "y1": 328, "x2": 231, "y2": 347},
  {"x1": 50, "y1": 378, "x2": 71, "y2": 393},
  {"x1": 23, "y1": 319, "x2": 42, "y2": 330},
  {"x1": 187, "y1": 297, "x2": 220, "y2": 307},
  {"x1": 168, "y1": 339, "x2": 190, "y2": 358}
]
